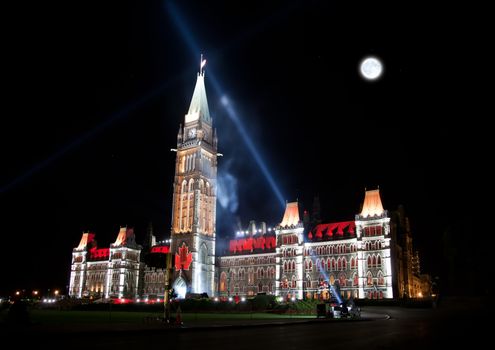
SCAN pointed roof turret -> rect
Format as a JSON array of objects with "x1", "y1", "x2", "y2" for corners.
[
  {"x1": 184, "y1": 55, "x2": 211, "y2": 124},
  {"x1": 112, "y1": 226, "x2": 138, "y2": 248},
  {"x1": 359, "y1": 189, "x2": 385, "y2": 218},
  {"x1": 279, "y1": 201, "x2": 301, "y2": 228},
  {"x1": 75, "y1": 231, "x2": 95, "y2": 250}
]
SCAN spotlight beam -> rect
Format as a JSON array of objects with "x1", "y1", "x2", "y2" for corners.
[
  {"x1": 166, "y1": 1, "x2": 286, "y2": 208},
  {"x1": 1, "y1": 76, "x2": 181, "y2": 194}
]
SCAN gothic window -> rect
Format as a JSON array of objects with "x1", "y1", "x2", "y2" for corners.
[
  {"x1": 377, "y1": 255, "x2": 382, "y2": 267},
  {"x1": 326, "y1": 258, "x2": 331, "y2": 271},
  {"x1": 329, "y1": 274, "x2": 335, "y2": 285},
  {"x1": 367, "y1": 256, "x2": 372, "y2": 267},
  {"x1": 372, "y1": 255, "x2": 376, "y2": 267},
  {"x1": 258, "y1": 282, "x2": 263, "y2": 293},
  {"x1": 200, "y1": 244, "x2": 208, "y2": 264},
  {"x1": 353, "y1": 273, "x2": 358, "y2": 286},
  {"x1": 248, "y1": 268, "x2": 254, "y2": 285},
  {"x1": 337, "y1": 258, "x2": 342, "y2": 270},
  {"x1": 342, "y1": 257, "x2": 347, "y2": 270},
  {"x1": 367, "y1": 271, "x2": 373, "y2": 286}
]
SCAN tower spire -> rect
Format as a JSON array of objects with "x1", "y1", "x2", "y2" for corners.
[
  {"x1": 200, "y1": 54, "x2": 206, "y2": 75},
  {"x1": 185, "y1": 54, "x2": 210, "y2": 124}
]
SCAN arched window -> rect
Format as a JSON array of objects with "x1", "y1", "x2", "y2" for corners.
[
  {"x1": 248, "y1": 268, "x2": 254, "y2": 285},
  {"x1": 305, "y1": 275, "x2": 311, "y2": 288},
  {"x1": 377, "y1": 255, "x2": 382, "y2": 267},
  {"x1": 350, "y1": 257, "x2": 355, "y2": 269},
  {"x1": 292, "y1": 276, "x2": 297, "y2": 289},
  {"x1": 219, "y1": 272, "x2": 227, "y2": 292},
  {"x1": 372, "y1": 255, "x2": 376, "y2": 267},
  {"x1": 337, "y1": 258, "x2": 342, "y2": 270},
  {"x1": 327, "y1": 258, "x2": 331, "y2": 271},
  {"x1": 283, "y1": 261, "x2": 288, "y2": 272},
  {"x1": 342, "y1": 258, "x2": 347, "y2": 270},
  {"x1": 291, "y1": 260, "x2": 296, "y2": 271},
  {"x1": 281, "y1": 276, "x2": 288, "y2": 289},
  {"x1": 332, "y1": 258, "x2": 336, "y2": 270},
  {"x1": 200, "y1": 244, "x2": 208, "y2": 264},
  {"x1": 367, "y1": 256, "x2": 372, "y2": 267},
  {"x1": 367, "y1": 271, "x2": 373, "y2": 286}
]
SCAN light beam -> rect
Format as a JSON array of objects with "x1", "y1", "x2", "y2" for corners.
[{"x1": 165, "y1": 1, "x2": 286, "y2": 208}]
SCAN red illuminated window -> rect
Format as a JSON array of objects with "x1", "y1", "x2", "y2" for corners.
[
  {"x1": 353, "y1": 273, "x2": 358, "y2": 286},
  {"x1": 367, "y1": 271, "x2": 373, "y2": 286}
]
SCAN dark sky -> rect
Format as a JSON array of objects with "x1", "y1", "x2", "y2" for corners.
[{"x1": 1, "y1": 1, "x2": 488, "y2": 295}]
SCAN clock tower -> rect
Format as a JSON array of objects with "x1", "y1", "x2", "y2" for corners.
[{"x1": 170, "y1": 58, "x2": 218, "y2": 297}]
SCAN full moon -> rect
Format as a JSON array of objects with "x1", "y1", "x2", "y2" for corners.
[{"x1": 360, "y1": 57, "x2": 383, "y2": 80}]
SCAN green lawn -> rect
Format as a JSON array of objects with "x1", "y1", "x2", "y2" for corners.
[{"x1": 25, "y1": 310, "x2": 314, "y2": 325}]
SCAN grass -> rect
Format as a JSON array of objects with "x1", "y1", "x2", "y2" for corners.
[{"x1": 21, "y1": 309, "x2": 314, "y2": 325}]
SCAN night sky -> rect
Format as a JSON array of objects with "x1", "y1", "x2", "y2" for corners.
[{"x1": 1, "y1": 1, "x2": 488, "y2": 296}]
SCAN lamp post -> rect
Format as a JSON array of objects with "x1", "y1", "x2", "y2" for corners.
[
  {"x1": 227, "y1": 276, "x2": 230, "y2": 299},
  {"x1": 164, "y1": 252, "x2": 172, "y2": 322}
]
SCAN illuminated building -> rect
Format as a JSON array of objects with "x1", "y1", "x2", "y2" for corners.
[
  {"x1": 169, "y1": 63, "x2": 218, "y2": 298},
  {"x1": 219, "y1": 191, "x2": 390, "y2": 300},
  {"x1": 69, "y1": 65, "x2": 428, "y2": 301},
  {"x1": 69, "y1": 227, "x2": 141, "y2": 299}
]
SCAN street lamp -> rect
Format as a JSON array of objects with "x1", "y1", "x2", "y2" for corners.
[{"x1": 227, "y1": 276, "x2": 230, "y2": 298}]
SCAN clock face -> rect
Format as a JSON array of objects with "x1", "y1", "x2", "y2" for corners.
[{"x1": 188, "y1": 128, "x2": 196, "y2": 138}]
